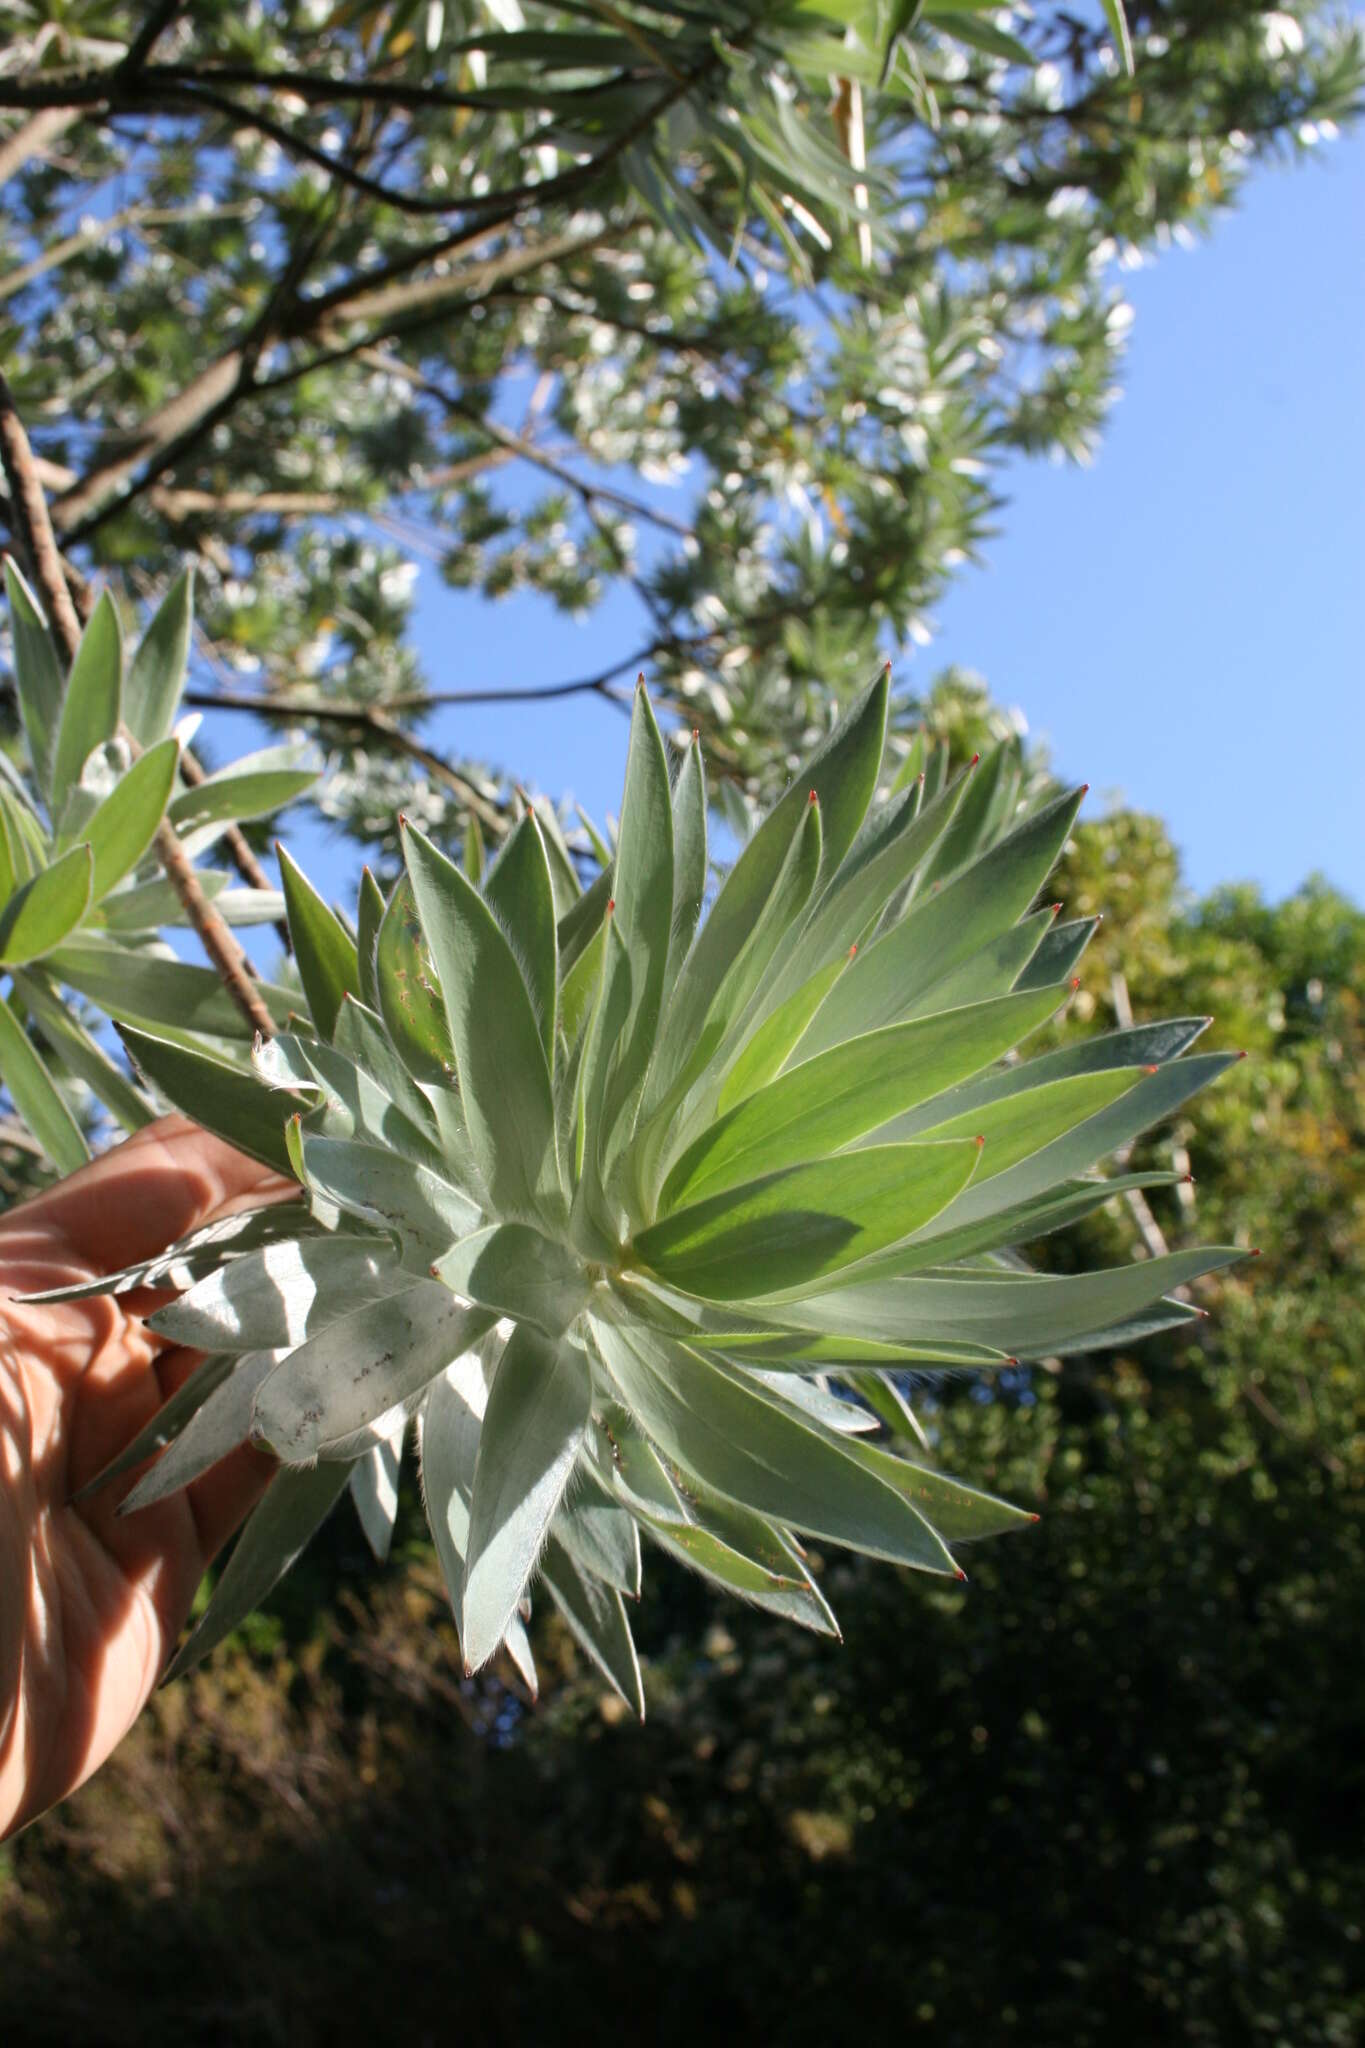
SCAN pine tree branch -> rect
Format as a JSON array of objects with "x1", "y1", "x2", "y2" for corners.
[{"x1": 0, "y1": 373, "x2": 276, "y2": 1040}]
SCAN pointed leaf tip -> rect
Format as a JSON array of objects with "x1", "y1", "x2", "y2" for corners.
[
  {"x1": 970, "y1": 753, "x2": 980, "y2": 768},
  {"x1": 955, "y1": 1567, "x2": 968, "y2": 1582}
]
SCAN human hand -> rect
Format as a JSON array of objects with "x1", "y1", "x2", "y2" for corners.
[{"x1": 0, "y1": 1115, "x2": 296, "y2": 1839}]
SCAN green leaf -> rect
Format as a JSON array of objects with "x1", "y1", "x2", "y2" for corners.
[
  {"x1": 252, "y1": 1282, "x2": 493, "y2": 1461},
  {"x1": 331, "y1": 993, "x2": 440, "y2": 1136},
  {"x1": 351, "y1": 1425, "x2": 404, "y2": 1563},
  {"x1": 602, "y1": 682, "x2": 673, "y2": 1128},
  {"x1": 633, "y1": 1483, "x2": 838, "y2": 1637},
  {"x1": 82, "y1": 737, "x2": 179, "y2": 902},
  {"x1": 278, "y1": 844, "x2": 359, "y2": 1041},
  {"x1": 590, "y1": 1320, "x2": 957, "y2": 1574},
  {"x1": 355, "y1": 866, "x2": 386, "y2": 1013},
  {"x1": 376, "y1": 874, "x2": 456, "y2": 1086},
  {"x1": 883, "y1": 1017, "x2": 1211, "y2": 1140},
  {"x1": 403, "y1": 818, "x2": 559, "y2": 1222},
  {"x1": 0, "y1": 991, "x2": 90, "y2": 1172},
  {"x1": 296, "y1": 1132, "x2": 479, "y2": 1260},
  {"x1": 664, "y1": 732, "x2": 707, "y2": 993},
  {"x1": 643, "y1": 673, "x2": 888, "y2": 1119},
  {"x1": 801, "y1": 785, "x2": 1085, "y2": 1056},
  {"x1": 1011, "y1": 916, "x2": 1095, "y2": 994},
  {"x1": 907, "y1": 1066, "x2": 1144, "y2": 1187},
  {"x1": 118, "y1": 1025, "x2": 296, "y2": 1174},
  {"x1": 167, "y1": 747, "x2": 318, "y2": 831},
  {"x1": 840, "y1": 1170, "x2": 1187, "y2": 1281},
  {"x1": 634, "y1": 1139, "x2": 980, "y2": 1300},
  {"x1": 12, "y1": 972, "x2": 153, "y2": 1131},
  {"x1": 483, "y1": 810, "x2": 559, "y2": 1062},
  {"x1": 637, "y1": 791, "x2": 823, "y2": 1202},
  {"x1": 51, "y1": 936, "x2": 295, "y2": 1040},
  {"x1": 124, "y1": 567, "x2": 193, "y2": 747},
  {"x1": 161, "y1": 1461, "x2": 353, "y2": 1682},
  {"x1": 556, "y1": 1480, "x2": 641, "y2": 1597},
  {"x1": 662, "y1": 986, "x2": 1064, "y2": 1211},
  {"x1": 435, "y1": 1222, "x2": 592, "y2": 1336},
  {"x1": 147, "y1": 1235, "x2": 407, "y2": 1353},
  {"x1": 71, "y1": 1352, "x2": 235, "y2": 1505},
  {"x1": 912, "y1": 1050, "x2": 1238, "y2": 1234},
  {"x1": 714, "y1": 949, "x2": 852, "y2": 1114},
  {"x1": 50, "y1": 590, "x2": 123, "y2": 817},
  {"x1": 0, "y1": 843, "x2": 93, "y2": 965},
  {"x1": 461, "y1": 1325, "x2": 591, "y2": 1671},
  {"x1": 841, "y1": 1436, "x2": 1035, "y2": 1543},
  {"x1": 539, "y1": 1536, "x2": 645, "y2": 1717},
  {"x1": 779, "y1": 1247, "x2": 1248, "y2": 1358},
  {"x1": 740, "y1": 770, "x2": 965, "y2": 1032},
  {"x1": 906, "y1": 903, "x2": 1055, "y2": 1016},
  {"x1": 1100, "y1": 0, "x2": 1134, "y2": 76},
  {"x1": 121, "y1": 1349, "x2": 284, "y2": 1513},
  {"x1": 557, "y1": 864, "x2": 614, "y2": 979},
  {"x1": 4, "y1": 561, "x2": 65, "y2": 800},
  {"x1": 570, "y1": 910, "x2": 633, "y2": 1247}
]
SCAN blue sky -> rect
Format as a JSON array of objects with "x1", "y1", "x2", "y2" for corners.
[{"x1": 242, "y1": 116, "x2": 1364, "y2": 924}]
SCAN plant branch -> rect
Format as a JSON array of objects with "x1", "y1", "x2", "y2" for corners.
[{"x1": 0, "y1": 374, "x2": 276, "y2": 1039}]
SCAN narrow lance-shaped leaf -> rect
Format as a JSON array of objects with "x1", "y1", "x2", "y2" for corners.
[
  {"x1": 51, "y1": 936, "x2": 295, "y2": 1040},
  {"x1": 252, "y1": 1282, "x2": 493, "y2": 1462},
  {"x1": 278, "y1": 843, "x2": 359, "y2": 1041},
  {"x1": 403, "y1": 819, "x2": 560, "y2": 1222},
  {"x1": 0, "y1": 843, "x2": 93, "y2": 965},
  {"x1": 50, "y1": 590, "x2": 123, "y2": 818},
  {"x1": 118, "y1": 1025, "x2": 296, "y2": 1175},
  {"x1": 5, "y1": 560, "x2": 65, "y2": 799},
  {"x1": 376, "y1": 873, "x2": 456, "y2": 1086},
  {"x1": 538, "y1": 1537, "x2": 645, "y2": 1718},
  {"x1": 0, "y1": 991, "x2": 90, "y2": 1172},
  {"x1": 355, "y1": 866, "x2": 386, "y2": 1014},
  {"x1": 461, "y1": 1325, "x2": 591, "y2": 1673},
  {"x1": 161, "y1": 1461, "x2": 353, "y2": 1683},
  {"x1": 664, "y1": 731, "x2": 707, "y2": 993},
  {"x1": 634, "y1": 1139, "x2": 981, "y2": 1300},
  {"x1": 801, "y1": 784, "x2": 1086, "y2": 1056},
  {"x1": 590, "y1": 1320, "x2": 958, "y2": 1575},
  {"x1": 124, "y1": 566, "x2": 193, "y2": 747},
  {"x1": 483, "y1": 810, "x2": 559, "y2": 1062},
  {"x1": 661, "y1": 985, "x2": 1065, "y2": 1211},
  {"x1": 642, "y1": 671, "x2": 887, "y2": 1117},
  {"x1": 13, "y1": 972, "x2": 153, "y2": 1132},
  {"x1": 600, "y1": 682, "x2": 673, "y2": 1141},
  {"x1": 82, "y1": 737, "x2": 179, "y2": 902}
]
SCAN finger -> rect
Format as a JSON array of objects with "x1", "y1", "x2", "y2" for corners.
[{"x1": 2, "y1": 1115, "x2": 296, "y2": 1278}]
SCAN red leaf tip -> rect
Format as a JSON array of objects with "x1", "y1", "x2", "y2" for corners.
[
  {"x1": 1143, "y1": 1063, "x2": 1159, "y2": 1074},
  {"x1": 969, "y1": 752, "x2": 980, "y2": 768},
  {"x1": 1028, "y1": 1513, "x2": 1042, "y2": 1525},
  {"x1": 808, "y1": 788, "x2": 818, "y2": 804},
  {"x1": 1249, "y1": 1247, "x2": 1262, "y2": 1258},
  {"x1": 606, "y1": 897, "x2": 616, "y2": 914},
  {"x1": 1235, "y1": 1048, "x2": 1248, "y2": 1061},
  {"x1": 1051, "y1": 901, "x2": 1063, "y2": 916},
  {"x1": 847, "y1": 942, "x2": 858, "y2": 958},
  {"x1": 1183, "y1": 1172, "x2": 1196, "y2": 1184},
  {"x1": 692, "y1": 727, "x2": 700, "y2": 742},
  {"x1": 1071, "y1": 976, "x2": 1081, "y2": 991},
  {"x1": 974, "y1": 1133, "x2": 986, "y2": 1148},
  {"x1": 954, "y1": 1567, "x2": 969, "y2": 1583}
]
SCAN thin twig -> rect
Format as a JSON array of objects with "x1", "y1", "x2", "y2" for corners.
[{"x1": 0, "y1": 373, "x2": 276, "y2": 1040}]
